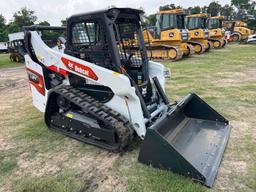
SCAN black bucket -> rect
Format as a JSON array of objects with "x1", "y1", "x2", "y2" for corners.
[{"x1": 138, "y1": 93, "x2": 231, "y2": 187}]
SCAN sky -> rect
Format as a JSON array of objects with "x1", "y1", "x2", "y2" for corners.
[{"x1": 0, "y1": 0, "x2": 231, "y2": 25}]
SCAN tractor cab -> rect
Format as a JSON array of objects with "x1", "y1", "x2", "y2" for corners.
[
  {"x1": 154, "y1": 9, "x2": 189, "y2": 42},
  {"x1": 186, "y1": 13, "x2": 209, "y2": 39},
  {"x1": 65, "y1": 8, "x2": 154, "y2": 106},
  {"x1": 208, "y1": 16, "x2": 223, "y2": 30},
  {"x1": 187, "y1": 14, "x2": 208, "y2": 30}
]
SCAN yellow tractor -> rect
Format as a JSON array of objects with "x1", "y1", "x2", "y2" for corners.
[
  {"x1": 207, "y1": 16, "x2": 227, "y2": 48},
  {"x1": 228, "y1": 20, "x2": 252, "y2": 42},
  {"x1": 143, "y1": 9, "x2": 194, "y2": 61},
  {"x1": 186, "y1": 13, "x2": 213, "y2": 53}
]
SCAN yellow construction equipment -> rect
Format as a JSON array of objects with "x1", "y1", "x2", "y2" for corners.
[
  {"x1": 228, "y1": 20, "x2": 252, "y2": 42},
  {"x1": 207, "y1": 16, "x2": 227, "y2": 48},
  {"x1": 143, "y1": 9, "x2": 194, "y2": 61},
  {"x1": 186, "y1": 13, "x2": 213, "y2": 54}
]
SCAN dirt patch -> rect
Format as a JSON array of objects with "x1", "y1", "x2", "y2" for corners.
[
  {"x1": 230, "y1": 161, "x2": 247, "y2": 173},
  {"x1": 16, "y1": 152, "x2": 66, "y2": 177},
  {"x1": 0, "y1": 66, "x2": 125, "y2": 192},
  {"x1": 215, "y1": 68, "x2": 256, "y2": 87},
  {"x1": 66, "y1": 151, "x2": 124, "y2": 192},
  {"x1": 15, "y1": 141, "x2": 124, "y2": 191},
  {"x1": 0, "y1": 67, "x2": 27, "y2": 91},
  {"x1": 0, "y1": 137, "x2": 12, "y2": 151}
]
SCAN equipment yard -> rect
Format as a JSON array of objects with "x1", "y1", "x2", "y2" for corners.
[{"x1": 0, "y1": 44, "x2": 255, "y2": 192}]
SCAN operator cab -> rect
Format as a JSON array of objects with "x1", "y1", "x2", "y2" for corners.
[
  {"x1": 187, "y1": 16, "x2": 207, "y2": 30},
  {"x1": 207, "y1": 17, "x2": 223, "y2": 30},
  {"x1": 65, "y1": 8, "x2": 152, "y2": 104},
  {"x1": 153, "y1": 9, "x2": 188, "y2": 42}
]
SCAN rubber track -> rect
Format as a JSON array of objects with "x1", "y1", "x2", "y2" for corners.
[{"x1": 48, "y1": 85, "x2": 133, "y2": 152}]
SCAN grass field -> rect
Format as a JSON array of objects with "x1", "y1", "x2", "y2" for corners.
[
  {"x1": 0, "y1": 54, "x2": 22, "y2": 68},
  {"x1": 0, "y1": 44, "x2": 255, "y2": 192}
]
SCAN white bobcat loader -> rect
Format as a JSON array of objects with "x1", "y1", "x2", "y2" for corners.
[{"x1": 24, "y1": 8, "x2": 231, "y2": 187}]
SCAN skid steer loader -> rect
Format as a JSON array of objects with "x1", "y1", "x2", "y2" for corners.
[
  {"x1": 208, "y1": 16, "x2": 227, "y2": 48},
  {"x1": 143, "y1": 9, "x2": 195, "y2": 61},
  {"x1": 24, "y1": 8, "x2": 231, "y2": 187},
  {"x1": 186, "y1": 14, "x2": 213, "y2": 53}
]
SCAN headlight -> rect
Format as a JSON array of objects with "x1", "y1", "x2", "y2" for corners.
[{"x1": 169, "y1": 32, "x2": 174, "y2": 38}]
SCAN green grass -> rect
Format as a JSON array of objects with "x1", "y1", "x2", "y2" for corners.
[
  {"x1": 0, "y1": 154, "x2": 17, "y2": 176},
  {"x1": 15, "y1": 171, "x2": 84, "y2": 192},
  {"x1": 0, "y1": 44, "x2": 256, "y2": 192},
  {"x1": 121, "y1": 44, "x2": 256, "y2": 192},
  {"x1": 0, "y1": 53, "x2": 22, "y2": 68}
]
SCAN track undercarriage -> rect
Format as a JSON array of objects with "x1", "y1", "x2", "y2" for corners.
[{"x1": 45, "y1": 85, "x2": 133, "y2": 152}]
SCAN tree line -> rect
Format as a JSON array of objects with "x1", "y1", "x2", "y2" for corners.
[
  {"x1": 146, "y1": 0, "x2": 256, "y2": 27},
  {"x1": 0, "y1": 8, "x2": 66, "y2": 42},
  {"x1": 0, "y1": 0, "x2": 255, "y2": 42}
]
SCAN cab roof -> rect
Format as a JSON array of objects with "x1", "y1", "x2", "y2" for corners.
[
  {"x1": 68, "y1": 8, "x2": 144, "y2": 20},
  {"x1": 157, "y1": 9, "x2": 185, "y2": 15},
  {"x1": 187, "y1": 13, "x2": 208, "y2": 18},
  {"x1": 210, "y1": 16, "x2": 225, "y2": 19}
]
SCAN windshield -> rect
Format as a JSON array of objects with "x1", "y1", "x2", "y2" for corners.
[
  {"x1": 161, "y1": 14, "x2": 175, "y2": 29},
  {"x1": 208, "y1": 19, "x2": 221, "y2": 29},
  {"x1": 187, "y1": 17, "x2": 207, "y2": 30}
]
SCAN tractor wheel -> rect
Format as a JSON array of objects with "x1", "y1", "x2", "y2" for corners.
[
  {"x1": 194, "y1": 44, "x2": 203, "y2": 54},
  {"x1": 15, "y1": 55, "x2": 20, "y2": 63},
  {"x1": 231, "y1": 33, "x2": 241, "y2": 42},
  {"x1": 213, "y1": 41, "x2": 221, "y2": 48},
  {"x1": 168, "y1": 48, "x2": 178, "y2": 60},
  {"x1": 10, "y1": 55, "x2": 14, "y2": 62}
]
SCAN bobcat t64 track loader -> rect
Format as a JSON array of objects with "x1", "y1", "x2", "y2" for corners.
[{"x1": 24, "y1": 8, "x2": 231, "y2": 187}]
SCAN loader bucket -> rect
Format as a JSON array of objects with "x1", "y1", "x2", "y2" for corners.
[{"x1": 138, "y1": 93, "x2": 231, "y2": 187}]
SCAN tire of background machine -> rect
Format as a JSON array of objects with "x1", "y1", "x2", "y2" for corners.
[
  {"x1": 213, "y1": 41, "x2": 221, "y2": 48},
  {"x1": 15, "y1": 55, "x2": 20, "y2": 63},
  {"x1": 10, "y1": 55, "x2": 14, "y2": 62},
  {"x1": 194, "y1": 44, "x2": 202, "y2": 54},
  {"x1": 232, "y1": 34, "x2": 240, "y2": 42},
  {"x1": 168, "y1": 48, "x2": 177, "y2": 60}
]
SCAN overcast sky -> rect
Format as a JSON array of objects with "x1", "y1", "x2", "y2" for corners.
[{"x1": 0, "y1": 0, "x2": 231, "y2": 25}]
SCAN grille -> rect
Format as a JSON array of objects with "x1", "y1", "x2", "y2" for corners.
[{"x1": 181, "y1": 32, "x2": 188, "y2": 42}]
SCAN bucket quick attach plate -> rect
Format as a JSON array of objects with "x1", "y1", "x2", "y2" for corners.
[{"x1": 138, "y1": 93, "x2": 231, "y2": 187}]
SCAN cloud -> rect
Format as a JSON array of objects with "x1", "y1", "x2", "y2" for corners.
[{"x1": 0, "y1": 0, "x2": 231, "y2": 25}]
